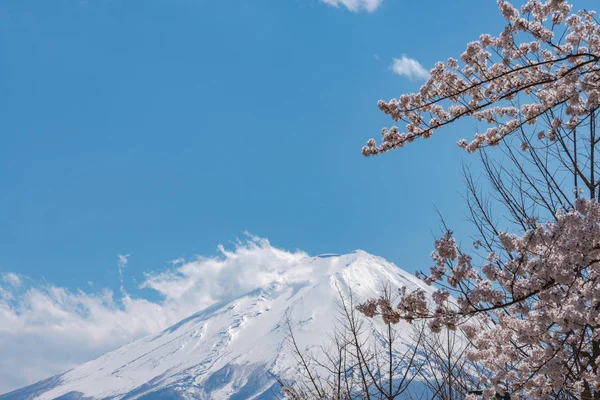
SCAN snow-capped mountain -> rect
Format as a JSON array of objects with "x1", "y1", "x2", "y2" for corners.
[{"x1": 0, "y1": 251, "x2": 435, "y2": 400}]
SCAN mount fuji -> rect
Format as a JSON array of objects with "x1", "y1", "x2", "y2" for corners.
[{"x1": 0, "y1": 251, "x2": 435, "y2": 400}]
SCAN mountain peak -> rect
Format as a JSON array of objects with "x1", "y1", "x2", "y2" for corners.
[{"x1": 1, "y1": 251, "x2": 431, "y2": 400}]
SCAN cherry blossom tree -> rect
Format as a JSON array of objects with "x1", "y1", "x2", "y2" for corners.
[{"x1": 359, "y1": 0, "x2": 600, "y2": 399}]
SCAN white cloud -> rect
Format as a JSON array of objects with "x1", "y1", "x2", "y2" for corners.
[
  {"x1": 321, "y1": 0, "x2": 383, "y2": 13},
  {"x1": 118, "y1": 254, "x2": 130, "y2": 266},
  {"x1": 390, "y1": 55, "x2": 430, "y2": 80},
  {"x1": 2, "y1": 272, "x2": 22, "y2": 287},
  {"x1": 168, "y1": 257, "x2": 185, "y2": 265},
  {"x1": 0, "y1": 236, "x2": 311, "y2": 395},
  {"x1": 117, "y1": 254, "x2": 130, "y2": 294}
]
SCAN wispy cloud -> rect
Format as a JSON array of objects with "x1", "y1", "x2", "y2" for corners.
[
  {"x1": 0, "y1": 236, "x2": 311, "y2": 394},
  {"x1": 321, "y1": 0, "x2": 383, "y2": 13},
  {"x1": 118, "y1": 254, "x2": 130, "y2": 266},
  {"x1": 168, "y1": 257, "x2": 185, "y2": 265},
  {"x1": 390, "y1": 55, "x2": 430, "y2": 80},
  {"x1": 117, "y1": 254, "x2": 130, "y2": 294},
  {"x1": 2, "y1": 272, "x2": 22, "y2": 287}
]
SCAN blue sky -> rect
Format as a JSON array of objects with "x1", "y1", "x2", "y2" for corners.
[
  {"x1": 0, "y1": 0, "x2": 508, "y2": 295},
  {"x1": 1, "y1": 0, "x2": 587, "y2": 392}
]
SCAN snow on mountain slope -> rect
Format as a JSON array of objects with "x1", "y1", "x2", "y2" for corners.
[{"x1": 0, "y1": 251, "x2": 435, "y2": 400}]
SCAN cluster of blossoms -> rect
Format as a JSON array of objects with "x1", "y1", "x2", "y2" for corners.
[
  {"x1": 363, "y1": 0, "x2": 600, "y2": 156},
  {"x1": 360, "y1": 199, "x2": 600, "y2": 398},
  {"x1": 357, "y1": 286, "x2": 430, "y2": 325}
]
